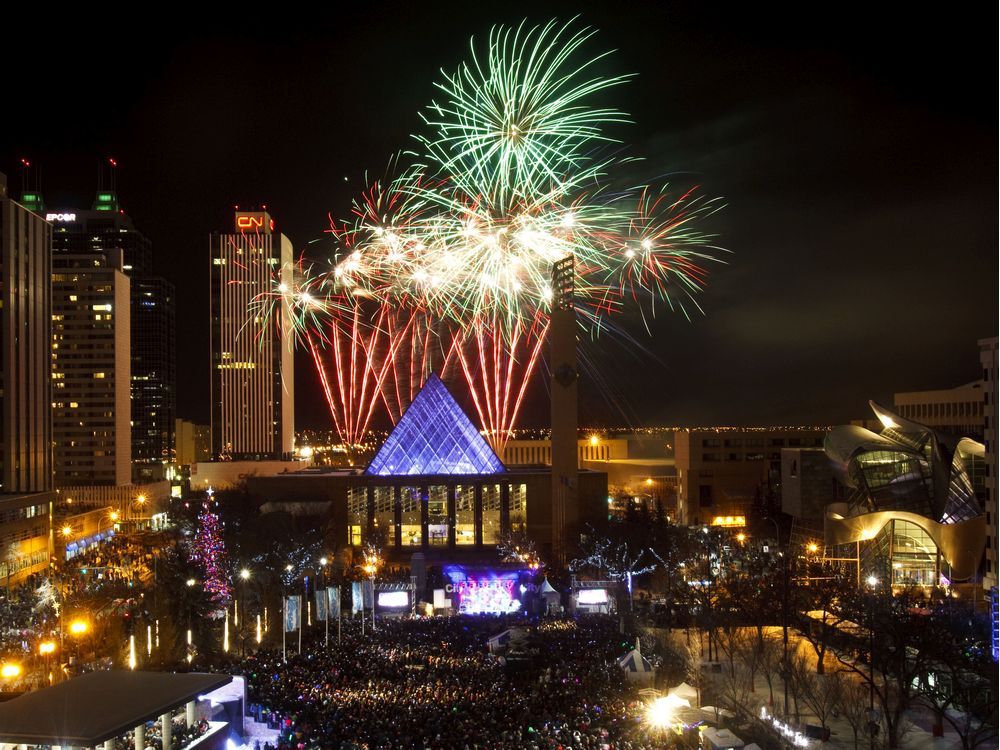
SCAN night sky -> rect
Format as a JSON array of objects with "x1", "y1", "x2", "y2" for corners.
[{"x1": 3, "y1": 3, "x2": 995, "y2": 430}]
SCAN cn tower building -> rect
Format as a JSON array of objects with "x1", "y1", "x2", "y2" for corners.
[{"x1": 209, "y1": 209, "x2": 294, "y2": 460}]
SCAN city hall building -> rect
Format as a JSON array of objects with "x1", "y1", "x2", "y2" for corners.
[{"x1": 247, "y1": 375, "x2": 608, "y2": 561}]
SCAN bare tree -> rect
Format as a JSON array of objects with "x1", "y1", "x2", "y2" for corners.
[
  {"x1": 683, "y1": 633, "x2": 706, "y2": 708},
  {"x1": 496, "y1": 528, "x2": 542, "y2": 569},
  {"x1": 914, "y1": 613, "x2": 999, "y2": 750},
  {"x1": 796, "y1": 668, "x2": 845, "y2": 737},
  {"x1": 834, "y1": 587, "x2": 933, "y2": 749},
  {"x1": 756, "y1": 632, "x2": 784, "y2": 708},
  {"x1": 795, "y1": 572, "x2": 851, "y2": 674},
  {"x1": 570, "y1": 526, "x2": 656, "y2": 610},
  {"x1": 713, "y1": 661, "x2": 756, "y2": 725},
  {"x1": 838, "y1": 677, "x2": 873, "y2": 750}
]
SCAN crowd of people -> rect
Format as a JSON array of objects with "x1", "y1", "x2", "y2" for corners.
[{"x1": 238, "y1": 615, "x2": 671, "y2": 750}]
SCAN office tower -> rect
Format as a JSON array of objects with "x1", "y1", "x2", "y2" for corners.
[
  {"x1": 0, "y1": 172, "x2": 52, "y2": 493},
  {"x1": 981, "y1": 337, "x2": 998, "y2": 592},
  {"x1": 550, "y1": 256, "x2": 578, "y2": 562},
  {"x1": 0, "y1": 172, "x2": 54, "y2": 585},
  {"x1": 51, "y1": 249, "x2": 131, "y2": 485},
  {"x1": 47, "y1": 186, "x2": 176, "y2": 481},
  {"x1": 210, "y1": 210, "x2": 294, "y2": 460},
  {"x1": 132, "y1": 275, "x2": 176, "y2": 476}
]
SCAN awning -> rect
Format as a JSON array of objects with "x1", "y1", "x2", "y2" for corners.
[{"x1": 0, "y1": 670, "x2": 232, "y2": 745}]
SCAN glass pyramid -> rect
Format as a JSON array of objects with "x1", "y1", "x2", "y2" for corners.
[{"x1": 366, "y1": 374, "x2": 506, "y2": 476}]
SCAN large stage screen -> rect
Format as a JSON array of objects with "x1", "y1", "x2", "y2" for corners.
[
  {"x1": 443, "y1": 567, "x2": 525, "y2": 614},
  {"x1": 377, "y1": 591, "x2": 409, "y2": 608},
  {"x1": 577, "y1": 588, "x2": 608, "y2": 605}
]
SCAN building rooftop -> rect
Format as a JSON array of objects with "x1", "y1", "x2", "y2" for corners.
[{"x1": 0, "y1": 670, "x2": 231, "y2": 746}]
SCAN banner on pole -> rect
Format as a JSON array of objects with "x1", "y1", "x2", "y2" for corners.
[
  {"x1": 363, "y1": 580, "x2": 374, "y2": 608},
  {"x1": 284, "y1": 595, "x2": 301, "y2": 632},
  {"x1": 327, "y1": 585, "x2": 341, "y2": 619},
  {"x1": 351, "y1": 581, "x2": 363, "y2": 614},
  {"x1": 315, "y1": 589, "x2": 328, "y2": 622}
]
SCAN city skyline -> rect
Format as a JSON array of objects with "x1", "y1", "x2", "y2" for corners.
[{"x1": 1, "y1": 4, "x2": 995, "y2": 431}]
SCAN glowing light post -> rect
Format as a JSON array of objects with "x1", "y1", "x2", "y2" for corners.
[
  {"x1": 38, "y1": 640, "x2": 56, "y2": 685},
  {"x1": 185, "y1": 577, "x2": 196, "y2": 663},
  {"x1": 362, "y1": 547, "x2": 381, "y2": 632},
  {"x1": 646, "y1": 694, "x2": 688, "y2": 736},
  {"x1": 239, "y1": 568, "x2": 251, "y2": 655},
  {"x1": 866, "y1": 574, "x2": 880, "y2": 743},
  {"x1": 1, "y1": 663, "x2": 21, "y2": 688}
]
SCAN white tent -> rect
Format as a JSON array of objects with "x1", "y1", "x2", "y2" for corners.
[
  {"x1": 669, "y1": 681, "x2": 698, "y2": 702},
  {"x1": 617, "y1": 648, "x2": 654, "y2": 685},
  {"x1": 539, "y1": 578, "x2": 561, "y2": 614}
]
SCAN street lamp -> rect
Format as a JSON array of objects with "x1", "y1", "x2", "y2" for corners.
[
  {"x1": 1, "y1": 663, "x2": 21, "y2": 680},
  {"x1": 866, "y1": 575, "x2": 879, "y2": 743},
  {"x1": 68, "y1": 619, "x2": 89, "y2": 636},
  {"x1": 361, "y1": 547, "x2": 381, "y2": 632},
  {"x1": 38, "y1": 641, "x2": 57, "y2": 684}
]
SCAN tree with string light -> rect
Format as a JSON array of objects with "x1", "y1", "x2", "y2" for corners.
[{"x1": 190, "y1": 487, "x2": 231, "y2": 606}]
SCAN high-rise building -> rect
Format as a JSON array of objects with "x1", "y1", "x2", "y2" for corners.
[
  {"x1": 45, "y1": 188, "x2": 176, "y2": 481},
  {"x1": 0, "y1": 172, "x2": 55, "y2": 585},
  {"x1": 132, "y1": 275, "x2": 176, "y2": 475},
  {"x1": 175, "y1": 419, "x2": 211, "y2": 465},
  {"x1": 0, "y1": 173, "x2": 52, "y2": 493},
  {"x1": 981, "y1": 337, "x2": 998, "y2": 592},
  {"x1": 892, "y1": 381, "x2": 986, "y2": 440},
  {"x1": 549, "y1": 257, "x2": 578, "y2": 563},
  {"x1": 674, "y1": 427, "x2": 828, "y2": 525},
  {"x1": 51, "y1": 249, "x2": 131, "y2": 485},
  {"x1": 210, "y1": 210, "x2": 294, "y2": 460}
]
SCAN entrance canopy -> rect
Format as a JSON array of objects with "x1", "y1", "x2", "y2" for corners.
[{"x1": 0, "y1": 670, "x2": 231, "y2": 745}]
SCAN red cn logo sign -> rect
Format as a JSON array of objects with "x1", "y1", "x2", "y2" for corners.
[{"x1": 236, "y1": 214, "x2": 264, "y2": 230}]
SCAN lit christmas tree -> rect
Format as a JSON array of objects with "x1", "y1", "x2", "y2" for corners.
[{"x1": 191, "y1": 487, "x2": 231, "y2": 605}]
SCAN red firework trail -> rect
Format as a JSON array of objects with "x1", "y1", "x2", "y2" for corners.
[
  {"x1": 310, "y1": 304, "x2": 451, "y2": 446},
  {"x1": 451, "y1": 312, "x2": 549, "y2": 455},
  {"x1": 310, "y1": 304, "x2": 394, "y2": 446},
  {"x1": 380, "y1": 309, "x2": 446, "y2": 423}
]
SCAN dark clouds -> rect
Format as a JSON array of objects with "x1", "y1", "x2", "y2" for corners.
[{"x1": 1, "y1": 2, "x2": 995, "y2": 429}]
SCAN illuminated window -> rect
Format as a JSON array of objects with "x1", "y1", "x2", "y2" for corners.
[
  {"x1": 347, "y1": 487, "x2": 366, "y2": 546},
  {"x1": 482, "y1": 484, "x2": 501, "y2": 545},
  {"x1": 400, "y1": 487, "x2": 422, "y2": 546},
  {"x1": 455, "y1": 485, "x2": 475, "y2": 545},
  {"x1": 508, "y1": 483, "x2": 527, "y2": 532},
  {"x1": 428, "y1": 486, "x2": 448, "y2": 546},
  {"x1": 373, "y1": 487, "x2": 395, "y2": 544}
]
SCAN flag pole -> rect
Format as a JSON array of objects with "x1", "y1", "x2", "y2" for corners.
[{"x1": 282, "y1": 597, "x2": 286, "y2": 663}]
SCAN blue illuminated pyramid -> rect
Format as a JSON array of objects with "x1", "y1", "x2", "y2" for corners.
[{"x1": 366, "y1": 374, "x2": 506, "y2": 476}]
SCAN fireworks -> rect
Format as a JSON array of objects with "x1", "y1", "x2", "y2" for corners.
[{"x1": 266, "y1": 19, "x2": 727, "y2": 448}]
